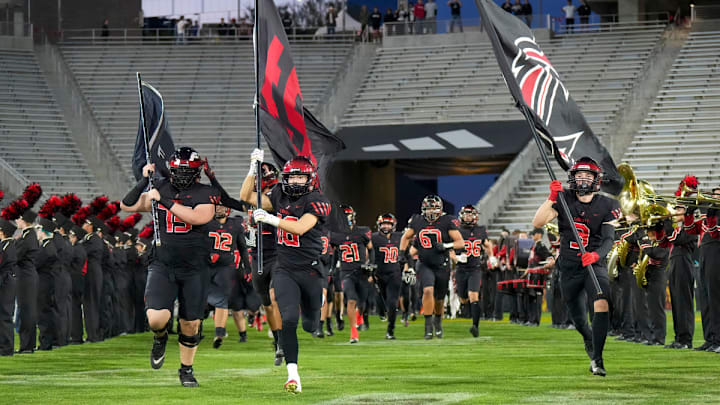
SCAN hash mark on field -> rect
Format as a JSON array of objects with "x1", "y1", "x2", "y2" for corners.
[
  {"x1": 330, "y1": 337, "x2": 492, "y2": 346},
  {"x1": 315, "y1": 392, "x2": 476, "y2": 404}
]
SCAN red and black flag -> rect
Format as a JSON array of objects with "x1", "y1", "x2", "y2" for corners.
[
  {"x1": 133, "y1": 81, "x2": 175, "y2": 182},
  {"x1": 255, "y1": 0, "x2": 345, "y2": 190},
  {"x1": 476, "y1": 0, "x2": 623, "y2": 195}
]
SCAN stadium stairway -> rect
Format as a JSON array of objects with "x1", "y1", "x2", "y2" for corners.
[
  {"x1": 56, "y1": 39, "x2": 355, "y2": 197},
  {"x1": 0, "y1": 48, "x2": 100, "y2": 201}
]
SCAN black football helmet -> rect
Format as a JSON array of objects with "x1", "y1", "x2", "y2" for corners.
[
  {"x1": 458, "y1": 205, "x2": 478, "y2": 226},
  {"x1": 260, "y1": 162, "x2": 279, "y2": 190},
  {"x1": 567, "y1": 156, "x2": 602, "y2": 196},
  {"x1": 376, "y1": 213, "x2": 397, "y2": 234},
  {"x1": 281, "y1": 156, "x2": 317, "y2": 197},
  {"x1": 168, "y1": 147, "x2": 202, "y2": 190},
  {"x1": 421, "y1": 195, "x2": 443, "y2": 222},
  {"x1": 340, "y1": 204, "x2": 356, "y2": 227}
]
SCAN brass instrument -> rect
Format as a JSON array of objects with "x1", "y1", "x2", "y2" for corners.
[
  {"x1": 633, "y1": 253, "x2": 649, "y2": 288},
  {"x1": 544, "y1": 222, "x2": 559, "y2": 238},
  {"x1": 647, "y1": 184, "x2": 720, "y2": 209},
  {"x1": 607, "y1": 242, "x2": 620, "y2": 279},
  {"x1": 617, "y1": 163, "x2": 639, "y2": 217}
]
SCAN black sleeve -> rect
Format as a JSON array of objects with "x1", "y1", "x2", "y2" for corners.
[
  {"x1": 368, "y1": 244, "x2": 376, "y2": 265},
  {"x1": 535, "y1": 243, "x2": 551, "y2": 261},
  {"x1": 595, "y1": 223, "x2": 615, "y2": 260},
  {"x1": 209, "y1": 175, "x2": 247, "y2": 212},
  {"x1": 234, "y1": 224, "x2": 251, "y2": 272},
  {"x1": 644, "y1": 245, "x2": 669, "y2": 261}
]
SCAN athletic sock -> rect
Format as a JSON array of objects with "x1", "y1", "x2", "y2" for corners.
[
  {"x1": 272, "y1": 329, "x2": 279, "y2": 345},
  {"x1": 215, "y1": 327, "x2": 226, "y2": 338},
  {"x1": 424, "y1": 315, "x2": 432, "y2": 332},
  {"x1": 335, "y1": 309, "x2": 342, "y2": 324},
  {"x1": 287, "y1": 363, "x2": 300, "y2": 382},
  {"x1": 471, "y1": 301, "x2": 481, "y2": 327},
  {"x1": 319, "y1": 320, "x2": 324, "y2": 331},
  {"x1": 239, "y1": 331, "x2": 247, "y2": 338},
  {"x1": 592, "y1": 311, "x2": 609, "y2": 361},
  {"x1": 180, "y1": 363, "x2": 192, "y2": 370}
]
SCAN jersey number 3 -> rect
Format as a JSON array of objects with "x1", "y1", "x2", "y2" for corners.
[{"x1": 569, "y1": 222, "x2": 590, "y2": 249}]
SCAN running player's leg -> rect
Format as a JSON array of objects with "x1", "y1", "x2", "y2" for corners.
[
  {"x1": 468, "y1": 270, "x2": 482, "y2": 337},
  {"x1": 175, "y1": 270, "x2": 208, "y2": 387},
  {"x1": 144, "y1": 264, "x2": 177, "y2": 370},
  {"x1": 333, "y1": 274, "x2": 345, "y2": 330},
  {"x1": 418, "y1": 262, "x2": 436, "y2": 338},
  {"x1": 382, "y1": 272, "x2": 402, "y2": 338},
  {"x1": 433, "y1": 267, "x2": 450, "y2": 338},
  {"x1": 586, "y1": 266, "x2": 611, "y2": 376},
  {"x1": 324, "y1": 278, "x2": 335, "y2": 335},
  {"x1": 208, "y1": 267, "x2": 232, "y2": 348},
  {"x1": 272, "y1": 269, "x2": 303, "y2": 392},
  {"x1": 558, "y1": 261, "x2": 593, "y2": 358},
  {"x1": 343, "y1": 277, "x2": 360, "y2": 342}
]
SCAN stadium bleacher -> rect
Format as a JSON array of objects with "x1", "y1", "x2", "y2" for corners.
[
  {"x1": 58, "y1": 40, "x2": 354, "y2": 196},
  {"x1": 624, "y1": 30, "x2": 720, "y2": 194},
  {"x1": 0, "y1": 48, "x2": 100, "y2": 200}
]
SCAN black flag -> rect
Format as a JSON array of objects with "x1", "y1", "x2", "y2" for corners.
[
  {"x1": 255, "y1": 0, "x2": 345, "y2": 190},
  {"x1": 476, "y1": 0, "x2": 623, "y2": 195},
  {"x1": 133, "y1": 82, "x2": 175, "y2": 181}
]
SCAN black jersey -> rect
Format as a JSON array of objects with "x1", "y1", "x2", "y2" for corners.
[
  {"x1": 331, "y1": 226, "x2": 371, "y2": 276},
  {"x1": 207, "y1": 216, "x2": 245, "y2": 268},
  {"x1": 155, "y1": 178, "x2": 220, "y2": 269},
  {"x1": 456, "y1": 225, "x2": 487, "y2": 271},
  {"x1": 15, "y1": 227, "x2": 38, "y2": 274},
  {"x1": 320, "y1": 230, "x2": 333, "y2": 267},
  {"x1": 409, "y1": 213, "x2": 460, "y2": 268},
  {"x1": 371, "y1": 232, "x2": 403, "y2": 273},
  {"x1": 553, "y1": 193, "x2": 621, "y2": 263},
  {"x1": 248, "y1": 188, "x2": 278, "y2": 258},
  {"x1": 268, "y1": 185, "x2": 331, "y2": 270}
]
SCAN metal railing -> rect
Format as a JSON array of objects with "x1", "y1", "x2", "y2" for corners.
[
  {"x1": 0, "y1": 22, "x2": 33, "y2": 38},
  {"x1": 0, "y1": 156, "x2": 33, "y2": 199},
  {"x1": 691, "y1": 4, "x2": 720, "y2": 22},
  {"x1": 553, "y1": 12, "x2": 670, "y2": 34},
  {"x1": 382, "y1": 13, "x2": 554, "y2": 37},
  {"x1": 59, "y1": 27, "x2": 355, "y2": 44}
]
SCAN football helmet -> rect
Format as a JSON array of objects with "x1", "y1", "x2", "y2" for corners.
[
  {"x1": 567, "y1": 156, "x2": 602, "y2": 196},
  {"x1": 458, "y1": 205, "x2": 478, "y2": 226},
  {"x1": 168, "y1": 147, "x2": 202, "y2": 190},
  {"x1": 421, "y1": 195, "x2": 443, "y2": 222},
  {"x1": 281, "y1": 156, "x2": 317, "y2": 197},
  {"x1": 376, "y1": 213, "x2": 397, "y2": 234},
  {"x1": 340, "y1": 204, "x2": 356, "y2": 227}
]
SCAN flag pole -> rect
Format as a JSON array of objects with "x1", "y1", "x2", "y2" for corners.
[
  {"x1": 136, "y1": 72, "x2": 162, "y2": 247},
  {"x1": 253, "y1": 0, "x2": 264, "y2": 276},
  {"x1": 475, "y1": 0, "x2": 602, "y2": 295}
]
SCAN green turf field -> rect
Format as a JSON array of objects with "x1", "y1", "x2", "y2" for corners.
[{"x1": 1, "y1": 313, "x2": 718, "y2": 404}]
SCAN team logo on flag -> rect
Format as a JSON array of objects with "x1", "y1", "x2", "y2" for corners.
[{"x1": 511, "y1": 36, "x2": 569, "y2": 125}]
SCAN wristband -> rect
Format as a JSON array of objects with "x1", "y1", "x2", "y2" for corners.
[
  {"x1": 159, "y1": 196, "x2": 175, "y2": 211},
  {"x1": 443, "y1": 242, "x2": 455, "y2": 249},
  {"x1": 263, "y1": 214, "x2": 280, "y2": 227}
]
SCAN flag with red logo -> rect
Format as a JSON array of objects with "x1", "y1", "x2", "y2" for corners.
[
  {"x1": 255, "y1": 0, "x2": 345, "y2": 190},
  {"x1": 476, "y1": 0, "x2": 623, "y2": 195}
]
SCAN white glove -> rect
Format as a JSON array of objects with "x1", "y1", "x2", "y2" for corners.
[
  {"x1": 457, "y1": 253, "x2": 468, "y2": 264},
  {"x1": 489, "y1": 256, "x2": 499, "y2": 268},
  {"x1": 253, "y1": 208, "x2": 280, "y2": 227},
  {"x1": 247, "y1": 148, "x2": 265, "y2": 177}
]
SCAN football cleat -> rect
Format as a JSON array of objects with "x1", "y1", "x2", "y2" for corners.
[
  {"x1": 150, "y1": 333, "x2": 168, "y2": 370},
  {"x1": 212, "y1": 336, "x2": 223, "y2": 349},
  {"x1": 313, "y1": 329, "x2": 325, "y2": 339},
  {"x1": 469, "y1": 325, "x2": 479, "y2": 338},
  {"x1": 386, "y1": 332, "x2": 396, "y2": 340},
  {"x1": 274, "y1": 348, "x2": 285, "y2": 366},
  {"x1": 337, "y1": 318, "x2": 345, "y2": 331},
  {"x1": 284, "y1": 379, "x2": 302, "y2": 394},
  {"x1": 589, "y1": 359, "x2": 606, "y2": 377},
  {"x1": 584, "y1": 339, "x2": 594, "y2": 360},
  {"x1": 178, "y1": 367, "x2": 199, "y2": 387}
]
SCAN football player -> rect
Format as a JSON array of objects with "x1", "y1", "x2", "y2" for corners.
[
  {"x1": 330, "y1": 205, "x2": 373, "y2": 343},
  {"x1": 121, "y1": 147, "x2": 220, "y2": 387},
  {"x1": 399, "y1": 195, "x2": 464, "y2": 339},
  {"x1": 240, "y1": 149, "x2": 331, "y2": 394},
  {"x1": 371, "y1": 213, "x2": 403, "y2": 339},
  {"x1": 452, "y1": 205, "x2": 489, "y2": 337},
  {"x1": 532, "y1": 157, "x2": 621, "y2": 377}
]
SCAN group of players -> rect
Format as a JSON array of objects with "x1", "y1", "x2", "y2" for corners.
[{"x1": 3, "y1": 146, "x2": 716, "y2": 392}]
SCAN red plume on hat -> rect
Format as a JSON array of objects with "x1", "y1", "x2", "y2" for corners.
[
  {"x1": 675, "y1": 175, "x2": 699, "y2": 197},
  {"x1": 138, "y1": 223, "x2": 154, "y2": 239},
  {"x1": 105, "y1": 215, "x2": 121, "y2": 233},
  {"x1": 90, "y1": 196, "x2": 109, "y2": 215},
  {"x1": 59, "y1": 194, "x2": 82, "y2": 218},
  {"x1": 71, "y1": 206, "x2": 92, "y2": 226},
  {"x1": 97, "y1": 201, "x2": 120, "y2": 221},
  {"x1": 1, "y1": 199, "x2": 29, "y2": 221},
  {"x1": 38, "y1": 195, "x2": 62, "y2": 219},
  {"x1": 120, "y1": 213, "x2": 143, "y2": 232},
  {"x1": 0, "y1": 190, "x2": 4, "y2": 202},
  {"x1": 21, "y1": 183, "x2": 43, "y2": 208}
]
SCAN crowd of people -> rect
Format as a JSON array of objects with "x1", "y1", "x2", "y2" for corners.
[{"x1": 2, "y1": 148, "x2": 717, "y2": 391}]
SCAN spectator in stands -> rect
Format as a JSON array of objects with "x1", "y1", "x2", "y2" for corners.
[
  {"x1": 578, "y1": 0, "x2": 591, "y2": 28},
  {"x1": 190, "y1": 20, "x2": 200, "y2": 38},
  {"x1": 239, "y1": 17, "x2": 251, "y2": 36},
  {"x1": 176, "y1": 16, "x2": 187, "y2": 43},
  {"x1": 282, "y1": 10, "x2": 293, "y2": 34},
  {"x1": 218, "y1": 17, "x2": 228, "y2": 36},
  {"x1": 101, "y1": 19, "x2": 110, "y2": 39},
  {"x1": 511, "y1": 0, "x2": 522, "y2": 15},
  {"x1": 395, "y1": 4, "x2": 410, "y2": 35},
  {"x1": 448, "y1": 0, "x2": 463, "y2": 33},
  {"x1": 326, "y1": 5, "x2": 338, "y2": 35},
  {"x1": 413, "y1": 0, "x2": 426, "y2": 34},
  {"x1": 229, "y1": 18, "x2": 238, "y2": 37},
  {"x1": 370, "y1": 6, "x2": 383, "y2": 42},
  {"x1": 562, "y1": 0, "x2": 576, "y2": 33},
  {"x1": 501, "y1": 0, "x2": 513, "y2": 13},
  {"x1": 521, "y1": 0, "x2": 533, "y2": 27},
  {"x1": 425, "y1": 0, "x2": 437, "y2": 34},
  {"x1": 359, "y1": 5, "x2": 369, "y2": 41},
  {"x1": 384, "y1": 8, "x2": 397, "y2": 36}
]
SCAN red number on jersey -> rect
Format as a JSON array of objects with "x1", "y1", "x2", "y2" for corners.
[
  {"x1": 569, "y1": 222, "x2": 590, "y2": 249},
  {"x1": 339, "y1": 243, "x2": 360, "y2": 262},
  {"x1": 418, "y1": 228, "x2": 442, "y2": 248},
  {"x1": 277, "y1": 215, "x2": 300, "y2": 247},
  {"x1": 379, "y1": 246, "x2": 399, "y2": 263},
  {"x1": 158, "y1": 204, "x2": 191, "y2": 234},
  {"x1": 233, "y1": 249, "x2": 241, "y2": 269},
  {"x1": 208, "y1": 232, "x2": 233, "y2": 252},
  {"x1": 464, "y1": 240, "x2": 484, "y2": 257},
  {"x1": 321, "y1": 236, "x2": 330, "y2": 255}
]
